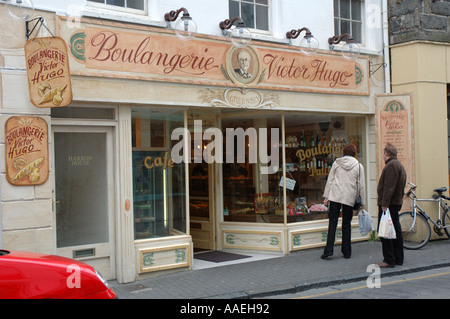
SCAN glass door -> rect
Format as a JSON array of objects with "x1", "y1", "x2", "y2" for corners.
[{"x1": 53, "y1": 126, "x2": 116, "y2": 279}]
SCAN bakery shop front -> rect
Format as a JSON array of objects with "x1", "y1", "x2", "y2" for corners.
[{"x1": 53, "y1": 16, "x2": 381, "y2": 282}]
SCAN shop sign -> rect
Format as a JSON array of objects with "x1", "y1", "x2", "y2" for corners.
[
  {"x1": 24, "y1": 36, "x2": 73, "y2": 108},
  {"x1": 376, "y1": 94, "x2": 414, "y2": 180},
  {"x1": 5, "y1": 116, "x2": 49, "y2": 186},
  {"x1": 60, "y1": 17, "x2": 369, "y2": 96}
]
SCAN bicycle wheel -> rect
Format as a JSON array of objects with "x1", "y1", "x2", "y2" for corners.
[
  {"x1": 399, "y1": 211, "x2": 431, "y2": 249},
  {"x1": 443, "y1": 208, "x2": 450, "y2": 238}
]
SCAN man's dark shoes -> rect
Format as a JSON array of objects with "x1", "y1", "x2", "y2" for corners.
[
  {"x1": 377, "y1": 261, "x2": 395, "y2": 268},
  {"x1": 321, "y1": 253, "x2": 333, "y2": 259}
]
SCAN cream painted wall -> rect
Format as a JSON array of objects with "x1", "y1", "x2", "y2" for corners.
[{"x1": 391, "y1": 42, "x2": 449, "y2": 236}]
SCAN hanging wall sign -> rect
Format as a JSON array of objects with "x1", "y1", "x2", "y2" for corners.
[
  {"x1": 5, "y1": 116, "x2": 49, "y2": 186},
  {"x1": 376, "y1": 93, "x2": 414, "y2": 182},
  {"x1": 24, "y1": 36, "x2": 73, "y2": 107}
]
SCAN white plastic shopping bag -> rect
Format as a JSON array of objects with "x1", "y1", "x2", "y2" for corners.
[
  {"x1": 358, "y1": 209, "x2": 374, "y2": 235},
  {"x1": 378, "y1": 209, "x2": 396, "y2": 239}
]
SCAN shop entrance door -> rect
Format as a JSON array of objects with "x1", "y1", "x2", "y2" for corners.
[
  {"x1": 53, "y1": 126, "x2": 116, "y2": 279},
  {"x1": 189, "y1": 162, "x2": 216, "y2": 251}
]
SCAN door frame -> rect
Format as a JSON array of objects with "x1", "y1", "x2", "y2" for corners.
[{"x1": 52, "y1": 124, "x2": 117, "y2": 279}]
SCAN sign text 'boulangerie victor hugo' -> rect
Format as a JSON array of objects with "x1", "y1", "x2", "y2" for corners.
[
  {"x1": 25, "y1": 36, "x2": 73, "y2": 108},
  {"x1": 5, "y1": 116, "x2": 49, "y2": 186},
  {"x1": 62, "y1": 20, "x2": 369, "y2": 96}
]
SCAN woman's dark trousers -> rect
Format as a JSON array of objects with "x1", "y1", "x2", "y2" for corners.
[{"x1": 323, "y1": 201, "x2": 354, "y2": 258}]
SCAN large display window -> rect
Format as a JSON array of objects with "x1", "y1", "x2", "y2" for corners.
[
  {"x1": 221, "y1": 111, "x2": 366, "y2": 223},
  {"x1": 131, "y1": 108, "x2": 186, "y2": 239}
]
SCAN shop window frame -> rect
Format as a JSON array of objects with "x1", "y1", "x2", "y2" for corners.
[
  {"x1": 228, "y1": 0, "x2": 271, "y2": 35},
  {"x1": 333, "y1": 0, "x2": 363, "y2": 44}
]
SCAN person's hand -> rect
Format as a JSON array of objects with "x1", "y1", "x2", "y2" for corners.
[
  {"x1": 382, "y1": 206, "x2": 388, "y2": 212},
  {"x1": 324, "y1": 198, "x2": 329, "y2": 206}
]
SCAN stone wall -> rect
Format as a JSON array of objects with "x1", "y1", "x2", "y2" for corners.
[{"x1": 389, "y1": 0, "x2": 450, "y2": 44}]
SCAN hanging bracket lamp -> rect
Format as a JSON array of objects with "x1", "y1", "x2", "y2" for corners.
[
  {"x1": 286, "y1": 27, "x2": 319, "y2": 55},
  {"x1": 328, "y1": 33, "x2": 360, "y2": 60},
  {"x1": 219, "y1": 17, "x2": 252, "y2": 48},
  {"x1": 164, "y1": 7, "x2": 197, "y2": 41}
]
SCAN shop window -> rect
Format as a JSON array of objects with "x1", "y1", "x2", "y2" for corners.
[
  {"x1": 229, "y1": 0, "x2": 270, "y2": 32},
  {"x1": 222, "y1": 114, "x2": 282, "y2": 223},
  {"x1": 222, "y1": 112, "x2": 366, "y2": 224},
  {"x1": 283, "y1": 114, "x2": 365, "y2": 222},
  {"x1": 132, "y1": 108, "x2": 186, "y2": 239},
  {"x1": 334, "y1": 0, "x2": 362, "y2": 44}
]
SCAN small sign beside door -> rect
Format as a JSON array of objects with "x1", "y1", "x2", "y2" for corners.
[
  {"x1": 5, "y1": 116, "x2": 49, "y2": 186},
  {"x1": 24, "y1": 36, "x2": 73, "y2": 108}
]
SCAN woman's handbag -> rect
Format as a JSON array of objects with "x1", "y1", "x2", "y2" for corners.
[
  {"x1": 378, "y1": 209, "x2": 396, "y2": 239},
  {"x1": 353, "y1": 163, "x2": 362, "y2": 211},
  {"x1": 353, "y1": 195, "x2": 362, "y2": 211}
]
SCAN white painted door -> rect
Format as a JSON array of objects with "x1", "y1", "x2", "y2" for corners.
[{"x1": 53, "y1": 126, "x2": 116, "y2": 279}]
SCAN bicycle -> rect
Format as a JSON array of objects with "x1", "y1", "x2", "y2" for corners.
[{"x1": 399, "y1": 182, "x2": 450, "y2": 249}]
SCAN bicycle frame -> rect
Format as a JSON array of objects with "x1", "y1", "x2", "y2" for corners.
[{"x1": 407, "y1": 186, "x2": 450, "y2": 231}]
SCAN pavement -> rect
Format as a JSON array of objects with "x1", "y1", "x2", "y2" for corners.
[{"x1": 109, "y1": 239, "x2": 450, "y2": 299}]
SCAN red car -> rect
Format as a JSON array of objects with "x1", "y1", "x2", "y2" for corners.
[{"x1": 0, "y1": 249, "x2": 116, "y2": 299}]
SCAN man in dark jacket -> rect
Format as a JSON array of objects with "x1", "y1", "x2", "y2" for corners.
[{"x1": 377, "y1": 143, "x2": 407, "y2": 267}]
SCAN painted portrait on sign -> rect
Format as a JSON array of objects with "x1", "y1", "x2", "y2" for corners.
[{"x1": 226, "y1": 46, "x2": 262, "y2": 86}]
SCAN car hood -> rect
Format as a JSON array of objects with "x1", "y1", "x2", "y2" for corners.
[{"x1": 0, "y1": 250, "x2": 114, "y2": 299}]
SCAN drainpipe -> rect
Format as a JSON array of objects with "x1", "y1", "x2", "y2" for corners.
[{"x1": 382, "y1": 0, "x2": 391, "y2": 93}]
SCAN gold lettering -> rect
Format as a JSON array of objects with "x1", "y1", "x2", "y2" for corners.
[
  {"x1": 143, "y1": 152, "x2": 175, "y2": 170},
  {"x1": 296, "y1": 146, "x2": 333, "y2": 163}
]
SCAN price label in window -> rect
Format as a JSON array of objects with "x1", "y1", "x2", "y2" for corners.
[{"x1": 280, "y1": 177, "x2": 296, "y2": 191}]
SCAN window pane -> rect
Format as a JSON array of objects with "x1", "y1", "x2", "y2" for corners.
[
  {"x1": 351, "y1": 0, "x2": 361, "y2": 21},
  {"x1": 51, "y1": 107, "x2": 115, "y2": 120},
  {"x1": 55, "y1": 133, "x2": 109, "y2": 247},
  {"x1": 222, "y1": 115, "x2": 282, "y2": 223},
  {"x1": 222, "y1": 112, "x2": 366, "y2": 224},
  {"x1": 334, "y1": 0, "x2": 339, "y2": 18},
  {"x1": 256, "y1": 5, "x2": 269, "y2": 31},
  {"x1": 284, "y1": 115, "x2": 366, "y2": 223},
  {"x1": 334, "y1": 18, "x2": 340, "y2": 36},
  {"x1": 341, "y1": 19, "x2": 350, "y2": 35},
  {"x1": 106, "y1": 0, "x2": 125, "y2": 7},
  {"x1": 132, "y1": 108, "x2": 186, "y2": 239},
  {"x1": 340, "y1": 0, "x2": 350, "y2": 19},
  {"x1": 229, "y1": 0, "x2": 239, "y2": 18},
  {"x1": 127, "y1": 0, "x2": 144, "y2": 10},
  {"x1": 352, "y1": 21, "x2": 362, "y2": 43},
  {"x1": 256, "y1": 0, "x2": 268, "y2": 4},
  {"x1": 89, "y1": 0, "x2": 104, "y2": 3},
  {"x1": 241, "y1": 2, "x2": 255, "y2": 29}
]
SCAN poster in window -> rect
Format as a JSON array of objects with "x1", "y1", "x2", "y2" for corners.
[
  {"x1": 24, "y1": 36, "x2": 73, "y2": 108},
  {"x1": 5, "y1": 116, "x2": 49, "y2": 186}
]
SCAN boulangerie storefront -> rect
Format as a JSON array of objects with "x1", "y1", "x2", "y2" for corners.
[{"x1": 3, "y1": 13, "x2": 387, "y2": 283}]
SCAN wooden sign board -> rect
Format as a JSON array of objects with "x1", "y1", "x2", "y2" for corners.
[
  {"x1": 376, "y1": 93, "x2": 414, "y2": 182},
  {"x1": 59, "y1": 17, "x2": 369, "y2": 96},
  {"x1": 5, "y1": 116, "x2": 49, "y2": 186},
  {"x1": 25, "y1": 36, "x2": 73, "y2": 108}
]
